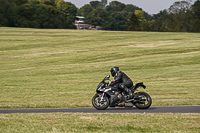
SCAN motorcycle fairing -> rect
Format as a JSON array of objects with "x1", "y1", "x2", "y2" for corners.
[
  {"x1": 104, "y1": 88, "x2": 115, "y2": 96},
  {"x1": 104, "y1": 88, "x2": 119, "y2": 107}
]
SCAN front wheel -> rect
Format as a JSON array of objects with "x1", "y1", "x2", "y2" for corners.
[
  {"x1": 134, "y1": 92, "x2": 152, "y2": 109},
  {"x1": 92, "y1": 93, "x2": 109, "y2": 110}
]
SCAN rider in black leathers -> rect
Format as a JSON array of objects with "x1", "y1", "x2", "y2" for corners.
[{"x1": 109, "y1": 66, "x2": 133, "y2": 98}]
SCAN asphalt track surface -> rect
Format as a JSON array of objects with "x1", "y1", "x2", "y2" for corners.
[{"x1": 0, "y1": 105, "x2": 199, "y2": 114}]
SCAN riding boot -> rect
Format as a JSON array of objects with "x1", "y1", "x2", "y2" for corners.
[
  {"x1": 129, "y1": 90, "x2": 133, "y2": 99},
  {"x1": 124, "y1": 87, "x2": 133, "y2": 99}
]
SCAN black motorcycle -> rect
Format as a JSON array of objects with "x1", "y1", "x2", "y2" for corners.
[{"x1": 92, "y1": 75, "x2": 152, "y2": 110}]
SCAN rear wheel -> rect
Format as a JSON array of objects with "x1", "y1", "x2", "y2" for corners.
[
  {"x1": 92, "y1": 94, "x2": 109, "y2": 110},
  {"x1": 134, "y1": 92, "x2": 152, "y2": 109}
]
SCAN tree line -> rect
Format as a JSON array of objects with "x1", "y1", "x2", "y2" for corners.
[
  {"x1": 0, "y1": 0, "x2": 200, "y2": 32},
  {"x1": 0, "y1": 0, "x2": 77, "y2": 29}
]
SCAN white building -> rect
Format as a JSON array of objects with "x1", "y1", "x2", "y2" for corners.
[{"x1": 74, "y1": 16, "x2": 93, "y2": 29}]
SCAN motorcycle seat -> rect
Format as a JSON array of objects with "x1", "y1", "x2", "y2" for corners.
[{"x1": 132, "y1": 82, "x2": 146, "y2": 90}]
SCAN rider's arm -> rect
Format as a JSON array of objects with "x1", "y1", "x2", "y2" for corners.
[{"x1": 114, "y1": 71, "x2": 123, "y2": 83}]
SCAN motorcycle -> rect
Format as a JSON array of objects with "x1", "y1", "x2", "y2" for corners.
[{"x1": 92, "y1": 75, "x2": 152, "y2": 110}]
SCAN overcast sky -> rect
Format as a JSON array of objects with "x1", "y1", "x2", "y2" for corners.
[{"x1": 65, "y1": 0, "x2": 194, "y2": 14}]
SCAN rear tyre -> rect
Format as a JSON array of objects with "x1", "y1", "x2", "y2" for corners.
[
  {"x1": 92, "y1": 94, "x2": 109, "y2": 110},
  {"x1": 134, "y1": 92, "x2": 152, "y2": 109}
]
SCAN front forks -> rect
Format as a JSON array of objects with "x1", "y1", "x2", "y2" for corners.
[
  {"x1": 97, "y1": 93, "x2": 105, "y2": 103},
  {"x1": 100, "y1": 93, "x2": 104, "y2": 102}
]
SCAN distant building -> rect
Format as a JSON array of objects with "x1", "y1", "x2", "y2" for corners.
[{"x1": 74, "y1": 16, "x2": 93, "y2": 30}]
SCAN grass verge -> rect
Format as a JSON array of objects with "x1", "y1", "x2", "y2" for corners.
[{"x1": 0, "y1": 113, "x2": 199, "y2": 133}]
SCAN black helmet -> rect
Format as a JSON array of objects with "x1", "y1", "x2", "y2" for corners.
[{"x1": 110, "y1": 66, "x2": 119, "y2": 77}]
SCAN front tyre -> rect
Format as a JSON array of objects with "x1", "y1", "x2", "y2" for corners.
[
  {"x1": 134, "y1": 92, "x2": 152, "y2": 109},
  {"x1": 92, "y1": 94, "x2": 109, "y2": 110}
]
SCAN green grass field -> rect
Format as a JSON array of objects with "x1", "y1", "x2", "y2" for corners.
[
  {"x1": 0, "y1": 27, "x2": 199, "y2": 132},
  {"x1": 0, "y1": 27, "x2": 199, "y2": 108},
  {"x1": 0, "y1": 113, "x2": 199, "y2": 133}
]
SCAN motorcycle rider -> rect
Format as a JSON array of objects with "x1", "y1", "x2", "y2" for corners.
[{"x1": 109, "y1": 66, "x2": 133, "y2": 98}]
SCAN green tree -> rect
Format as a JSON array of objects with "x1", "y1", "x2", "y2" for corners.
[
  {"x1": 124, "y1": 4, "x2": 142, "y2": 13},
  {"x1": 18, "y1": 3, "x2": 35, "y2": 27},
  {"x1": 134, "y1": 10, "x2": 147, "y2": 30},
  {"x1": 168, "y1": 1, "x2": 192, "y2": 31},
  {"x1": 13, "y1": 0, "x2": 28, "y2": 5},
  {"x1": 56, "y1": 0, "x2": 77, "y2": 28},
  {"x1": 90, "y1": 7, "x2": 108, "y2": 26},
  {"x1": 126, "y1": 12, "x2": 139, "y2": 31},
  {"x1": 76, "y1": 0, "x2": 151, "y2": 31},
  {"x1": 101, "y1": 0, "x2": 107, "y2": 8},
  {"x1": 34, "y1": 4, "x2": 57, "y2": 28},
  {"x1": 39, "y1": 0, "x2": 55, "y2": 6},
  {"x1": 90, "y1": 1, "x2": 101, "y2": 9},
  {"x1": 191, "y1": 0, "x2": 200, "y2": 32},
  {"x1": 134, "y1": 10, "x2": 146, "y2": 23},
  {"x1": 105, "y1": 1, "x2": 128, "y2": 30},
  {"x1": 0, "y1": 0, "x2": 19, "y2": 27},
  {"x1": 107, "y1": 1, "x2": 126, "y2": 12},
  {"x1": 111, "y1": 10, "x2": 129, "y2": 30},
  {"x1": 0, "y1": 0, "x2": 77, "y2": 28},
  {"x1": 77, "y1": 4, "x2": 93, "y2": 17},
  {"x1": 102, "y1": 16, "x2": 117, "y2": 30},
  {"x1": 151, "y1": 10, "x2": 169, "y2": 31}
]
